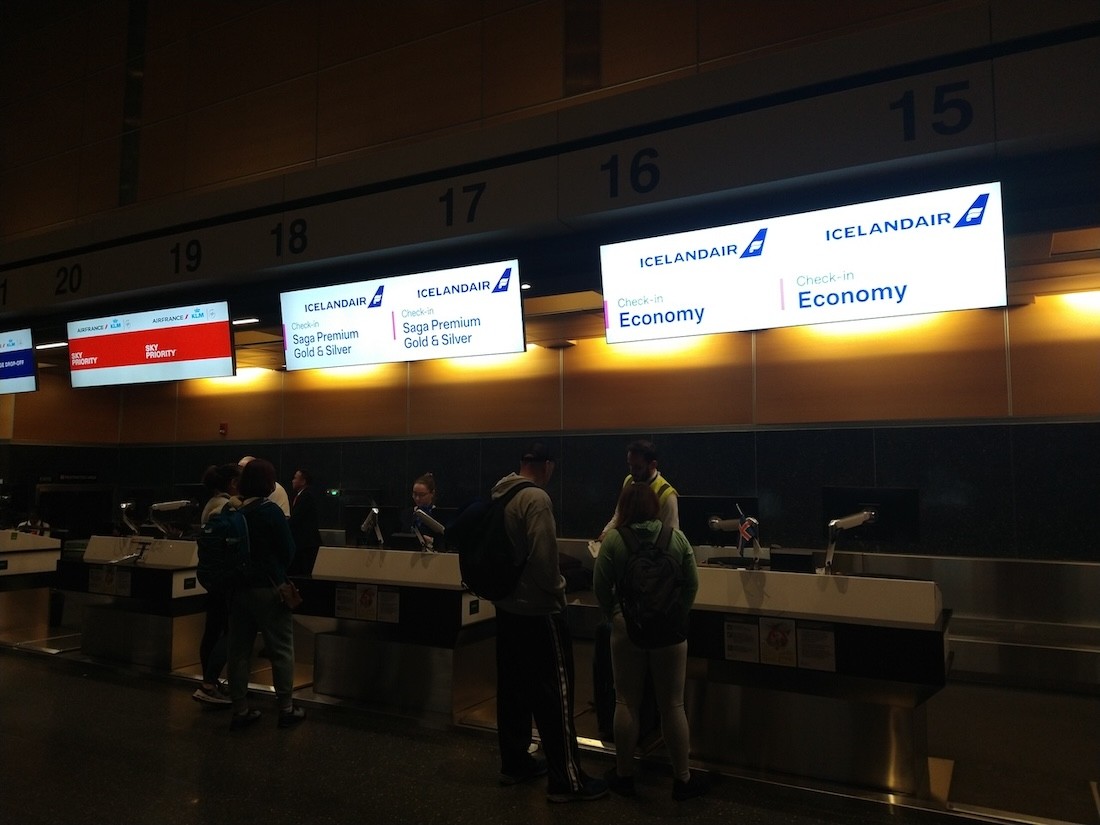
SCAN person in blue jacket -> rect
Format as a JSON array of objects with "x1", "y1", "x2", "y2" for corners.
[{"x1": 225, "y1": 457, "x2": 305, "y2": 730}]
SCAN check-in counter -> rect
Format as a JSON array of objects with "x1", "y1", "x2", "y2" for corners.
[
  {"x1": 298, "y1": 545, "x2": 496, "y2": 723},
  {"x1": 685, "y1": 562, "x2": 947, "y2": 795},
  {"x1": 54, "y1": 535, "x2": 207, "y2": 669},
  {"x1": 0, "y1": 531, "x2": 63, "y2": 642}
]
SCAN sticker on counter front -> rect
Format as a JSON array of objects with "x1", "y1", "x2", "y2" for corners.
[
  {"x1": 89, "y1": 565, "x2": 132, "y2": 597},
  {"x1": 796, "y1": 623, "x2": 836, "y2": 672},
  {"x1": 376, "y1": 588, "x2": 400, "y2": 624},
  {"x1": 279, "y1": 259, "x2": 525, "y2": 370},
  {"x1": 333, "y1": 586, "x2": 356, "y2": 618},
  {"x1": 599, "y1": 181, "x2": 1006, "y2": 342},
  {"x1": 723, "y1": 617, "x2": 760, "y2": 663},
  {"x1": 758, "y1": 618, "x2": 797, "y2": 667},
  {"x1": 355, "y1": 584, "x2": 379, "y2": 621}
]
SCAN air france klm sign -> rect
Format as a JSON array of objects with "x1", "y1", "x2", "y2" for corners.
[{"x1": 599, "y1": 183, "x2": 1006, "y2": 343}]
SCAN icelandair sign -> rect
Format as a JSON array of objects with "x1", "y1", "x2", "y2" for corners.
[
  {"x1": 280, "y1": 259, "x2": 525, "y2": 370},
  {"x1": 599, "y1": 182, "x2": 1006, "y2": 343}
]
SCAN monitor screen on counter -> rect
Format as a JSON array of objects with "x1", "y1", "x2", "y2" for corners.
[
  {"x1": 599, "y1": 181, "x2": 1007, "y2": 343},
  {"x1": 279, "y1": 259, "x2": 525, "y2": 371},
  {"x1": 0, "y1": 328, "x2": 38, "y2": 394},
  {"x1": 66, "y1": 301, "x2": 234, "y2": 388}
]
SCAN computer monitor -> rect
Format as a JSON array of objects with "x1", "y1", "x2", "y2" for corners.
[{"x1": 386, "y1": 532, "x2": 423, "y2": 551}]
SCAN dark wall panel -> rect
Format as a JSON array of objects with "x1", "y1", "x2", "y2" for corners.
[{"x1": 7, "y1": 421, "x2": 1100, "y2": 562}]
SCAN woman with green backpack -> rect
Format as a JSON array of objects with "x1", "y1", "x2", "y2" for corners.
[{"x1": 593, "y1": 482, "x2": 708, "y2": 801}]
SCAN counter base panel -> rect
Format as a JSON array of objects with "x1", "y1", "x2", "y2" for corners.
[
  {"x1": 0, "y1": 587, "x2": 84, "y2": 653},
  {"x1": 0, "y1": 587, "x2": 50, "y2": 634},
  {"x1": 686, "y1": 676, "x2": 930, "y2": 795},
  {"x1": 82, "y1": 603, "x2": 206, "y2": 670},
  {"x1": 313, "y1": 629, "x2": 495, "y2": 723}
]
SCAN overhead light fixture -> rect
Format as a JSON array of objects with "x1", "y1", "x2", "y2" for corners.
[
  {"x1": 232, "y1": 317, "x2": 260, "y2": 326},
  {"x1": 537, "y1": 339, "x2": 576, "y2": 349},
  {"x1": 35, "y1": 341, "x2": 67, "y2": 350},
  {"x1": 521, "y1": 283, "x2": 531, "y2": 290}
]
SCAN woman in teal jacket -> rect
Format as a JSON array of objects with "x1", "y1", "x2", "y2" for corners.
[{"x1": 593, "y1": 482, "x2": 708, "y2": 801}]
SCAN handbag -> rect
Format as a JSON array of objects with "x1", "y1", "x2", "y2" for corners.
[{"x1": 273, "y1": 578, "x2": 303, "y2": 609}]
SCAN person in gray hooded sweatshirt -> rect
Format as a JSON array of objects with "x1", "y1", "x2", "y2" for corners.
[{"x1": 491, "y1": 442, "x2": 608, "y2": 804}]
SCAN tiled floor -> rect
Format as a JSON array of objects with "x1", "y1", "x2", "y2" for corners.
[{"x1": 1, "y1": 648, "x2": 984, "y2": 825}]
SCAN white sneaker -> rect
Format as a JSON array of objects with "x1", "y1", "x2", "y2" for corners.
[{"x1": 192, "y1": 684, "x2": 231, "y2": 705}]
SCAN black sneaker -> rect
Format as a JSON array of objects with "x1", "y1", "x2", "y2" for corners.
[
  {"x1": 500, "y1": 757, "x2": 547, "y2": 785},
  {"x1": 229, "y1": 708, "x2": 261, "y2": 731},
  {"x1": 672, "y1": 770, "x2": 710, "y2": 801},
  {"x1": 603, "y1": 767, "x2": 636, "y2": 797},
  {"x1": 547, "y1": 776, "x2": 609, "y2": 803},
  {"x1": 278, "y1": 706, "x2": 306, "y2": 728}
]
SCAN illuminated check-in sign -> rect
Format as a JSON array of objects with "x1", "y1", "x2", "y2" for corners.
[
  {"x1": 280, "y1": 259, "x2": 525, "y2": 370},
  {"x1": 0, "y1": 328, "x2": 37, "y2": 394},
  {"x1": 600, "y1": 182, "x2": 1006, "y2": 343},
  {"x1": 67, "y1": 302, "x2": 234, "y2": 388}
]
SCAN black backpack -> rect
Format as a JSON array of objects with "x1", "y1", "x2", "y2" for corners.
[
  {"x1": 450, "y1": 482, "x2": 535, "y2": 601},
  {"x1": 196, "y1": 502, "x2": 253, "y2": 593},
  {"x1": 616, "y1": 523, "x2": 687, "y2": 648}
]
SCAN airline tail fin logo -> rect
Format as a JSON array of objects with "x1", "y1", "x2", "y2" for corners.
[
  {"x1": 955, "y1": 193, "x2": 989, "y2": 227},
  {"x1": 368, "y1": 286, "x2": 384, "y2": 308},
  {"x1": 740, "y1": 228, "x2": 767, "y2": 258},
  {"x1": 492, "y1": 267, "x2": 513, "y2": 293}
]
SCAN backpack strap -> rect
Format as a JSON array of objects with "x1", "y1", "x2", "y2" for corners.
[
  {"x1": 617, "y1": 524, "x2": 674, "y2": 555},
  {"x1": 495, "y1": 481, "x2": 536, "y2": 562},
  {"x1": 497, "y1": 480, "x2": 536, "y2": 506},
  {"x1": 617, "y1": 524, "x2": 639, "y2": 554},
  {"x1": 654, "y1": 523, "x2": 673, "y2": 553}
]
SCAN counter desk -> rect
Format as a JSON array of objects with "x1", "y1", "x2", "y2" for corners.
[
  {"x1": 54, "y1": 535, "x2": 208, "y2": 670},
  {"x1": 295, "y1": 545, "x2": 496, "y2": 723},
  {"x1": 557, "y1": 538, "x2": 947, "y2": 796},
  {"x1": 683, "y1": 561, "x2": 948, "y2": 795},
  {"x1": 0, "y1": 531, "x2": 63, "y2": 647},
  {"x1": 294, "y1": 540, "x2": 947, "y2": 795}
]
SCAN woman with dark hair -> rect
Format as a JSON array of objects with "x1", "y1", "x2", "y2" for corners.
[
  {"x1": 593, "y1": 482, "x2": 707, "y2": 801},
  {"x1": 192, "y1": 463, "x2": 240, "y2": 706},
  {"x1": 400, "y1": 472, "x2": 440, "y2": 547},
  {"x1": 225, "y1": 458, "x2": 305, "y2": 730}
]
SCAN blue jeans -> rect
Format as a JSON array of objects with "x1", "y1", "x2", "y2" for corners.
[
  {"x1": 199, "y1": 592, "x2": 229, "y2": 685},
  {"x1": 227, "y1": 585, "x2": 296, "y2": 712}
]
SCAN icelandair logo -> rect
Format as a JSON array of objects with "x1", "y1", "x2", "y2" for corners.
[
  {"x1": 954, "y1": 193, "x2": 989, "y2": 227},
  {"x1": 492, "y1": 267, "x2": 513, "y2": 292},
  {"x1": 416, "y1": 266, "x2": 514, "y2": 299},
  {"x1": 303, "y1": 291, "x2": 378, "y2": 312},
  {"x1": 741, "y1": 228, "x2": 767, "y2": 258},
  {"x1": 637, "y1": 227, "x2": 767, "y2": 268},
  {"x1": 825, "y1": 191, "x2": 992, "y2": 241}
]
